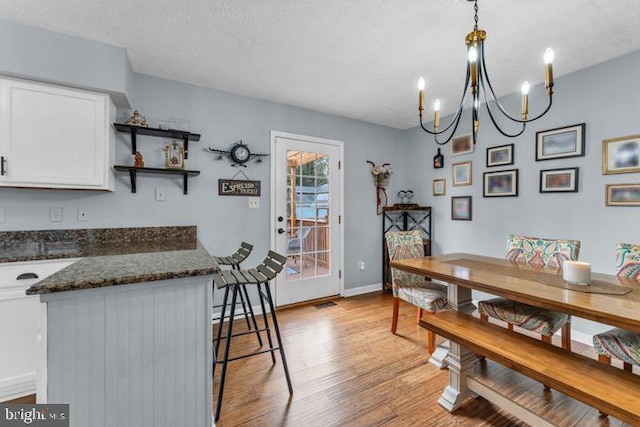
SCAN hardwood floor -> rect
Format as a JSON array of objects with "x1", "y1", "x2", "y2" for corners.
[{"x1": 216, "y1": 291, "x2": 628, "y2": 427}]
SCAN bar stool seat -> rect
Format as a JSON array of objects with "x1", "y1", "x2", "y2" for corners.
[
  {"x1": 211, "y1": 242, "x2": 262, "y2": 348},
  {"x1": 212, "y1": 250, "x2": 293, "y2": 422}
]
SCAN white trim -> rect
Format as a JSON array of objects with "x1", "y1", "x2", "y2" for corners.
[
  {"x1": 0, "y1": 373, "x2": 36, "y2": 402},
  {"x1": 342, "y1": 283, "x2": 383, "y2": 297}
]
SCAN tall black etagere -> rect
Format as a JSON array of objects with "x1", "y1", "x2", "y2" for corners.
[{"x1": 382, "y1": 205, "x2": 432, "y2": 290}]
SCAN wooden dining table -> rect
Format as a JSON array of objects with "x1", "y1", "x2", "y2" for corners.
[{"x1": 391, "y1": 253, "x2": 640, "y2": 426}]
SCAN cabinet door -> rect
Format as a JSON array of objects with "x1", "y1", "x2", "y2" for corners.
[{"x1": 0, "y1": 77, "x2": 114, "y2": 190}]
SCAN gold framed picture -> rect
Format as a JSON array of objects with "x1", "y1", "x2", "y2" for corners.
[
  {"x1": 602, "y1": 134, "x2": 640, "y2": 175},
  {"x1": 433, "y1": 179, "x2": 446, "y2": 196},
  {"x1": 452, "y1": 161, "x2": 472, "y2": 186},
  {"x1": 606, "y1": 183, "x2": 640, "y2": 206}
]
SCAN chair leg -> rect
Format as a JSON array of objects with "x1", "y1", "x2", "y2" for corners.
[
  {"x1": 256, "y1": 283, "x2": 277, "y2": 364},
  {"x1": 427, "y1": 331, "x2": 435, "y2": 354},
  {"x1": 417, "y1": 308, "x2": 424, "y2": 323},
  {"x1": 624, "y1": 362, "x2": 633, "y2": 372},
  {"x1": 541, "y1": 335, "x2": 551, "y2": 344},
  {"x1": 237, "y1": 286, "x2": 252, "y2": 329},
  {"x1": 213, "y1": 284, "x2": 231, "y2": 376},
  {"x1": 391, "y1": 298, "x2": 399, "y2": 334},
  {"x1": 262, "y1": 282, "x2": 294, "y2": 395},
  {"x1": 241, "y1": 284, "x2": 263, "y2": 347},
  {"x1": 214, "y1": 284, "x2": 239, "y2": 422},
  {"x1": 507, "y1": 323, "x2": 514, "y2": 331},
  {"x1": 561, "y1": 318, "x2": 572, "y2": 351},
  {"x1": 597, "y1": 354, "x2": 611, "y2": 417},
  {"x1": 480, "y1": 313, "x2": 488, "y2": 322}
]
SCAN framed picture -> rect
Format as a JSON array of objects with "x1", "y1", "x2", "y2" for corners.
[
  {"x1": 483, "y1": 169, "x2": 518, "y2": 197},
  {"x1": 486, "y1": 143, "x2": 514, "y2": 167},
  {"x1": 452, "y1": 161, "x2": 472, "y2": 186},
  {"x1": 535, "y1": 123, "x2": 586, "y2": 161},
  {"x1": 433, "y1": 178, "x2": 446, "y2": 196},
  {"x1": 602, "y1": 134, "x2": 640, "y2": 175},
  {"x1": 451, "y1": 196, "x2": 472, "y2": 220},
  {"x1": 540, "y1": 167, "x2": 579, "y2": 193},
  {"x1": 606, "y1": 183, "x2": 640, "y2": 206},
  {"x1": 451, "y1": 133, "x2": 473, "y2": 156}
]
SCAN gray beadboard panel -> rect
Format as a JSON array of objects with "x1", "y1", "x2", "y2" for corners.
[{"x1": 45, "y1": 277, "x2": 213, "y2": 427}]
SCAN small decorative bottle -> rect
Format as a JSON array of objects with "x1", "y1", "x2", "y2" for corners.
[{"x1": 433, "y1": 148, "x2": 444, "y2": 169}]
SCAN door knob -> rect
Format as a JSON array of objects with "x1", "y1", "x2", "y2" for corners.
[{"x1": 277, "y1": 228, "x2": 286, "y2": 234}]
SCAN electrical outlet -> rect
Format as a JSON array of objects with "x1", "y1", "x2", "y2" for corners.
[
  {"x1": 358, "y1": 261, "x2": 366, "y2": 271},
  {"x1": 0, "y1": 207, "x2": 5, "y2": 223},
  {"x1": 77, "y1": 208, "x2": 88, "y2": 222},
  {"x1": 155, "y1": 188, "x2": 167, "y2": 201},
  {"x1": 248, "y1": 197, "x2": 260, "y2": 209},
  {"x1": 49, "y1": 207, "x2": 63, "y2": 222}
]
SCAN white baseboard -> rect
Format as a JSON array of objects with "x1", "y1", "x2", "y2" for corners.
[
  {"x1": 0, "y1": 373, "x2": 36, "y2": 402},
  {"x1": 342, "y1": 283, "x2": 382, "y2": 297}
]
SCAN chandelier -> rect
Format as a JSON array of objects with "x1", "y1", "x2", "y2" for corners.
[{"x1": 417, "y1": 0, "x2": 554, "y2": 145}]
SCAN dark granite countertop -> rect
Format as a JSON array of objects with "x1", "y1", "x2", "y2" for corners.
[{"x1": 0, "y1": 227, "x2": 219, "y2": 295}]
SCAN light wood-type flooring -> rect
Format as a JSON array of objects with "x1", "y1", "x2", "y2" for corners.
[{"x1": 215, "y1": 291, "x2": 632, "y2": 427}]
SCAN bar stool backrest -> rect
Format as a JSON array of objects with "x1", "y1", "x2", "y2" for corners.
[
  {"x1": 232, "y1": 242, "x2": 253, "y2": 264},
  {"x1": 255, "y1": 250, "x2": 287, "y2": 281}
]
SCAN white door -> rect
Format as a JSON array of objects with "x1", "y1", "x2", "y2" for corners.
[{"x1": 270, "y1": 131, "x2": 343, "y2": 306}]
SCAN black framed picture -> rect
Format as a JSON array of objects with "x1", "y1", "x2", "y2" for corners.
[
  {"x1": 535, "y1": 123, "x2": 586, "y2": 161},
  {"x1": 451, "y1": 196, "x2": 472, "y2": 220},
  {"x1": 540, "y1": 167, "x2": 579, "y2": 193},
  {"x1": 483, "y1": 169, "x2": 518, "y2": 197},
  {"x1": 486, "y1": 143, "x2": 514, "y2": 167}
]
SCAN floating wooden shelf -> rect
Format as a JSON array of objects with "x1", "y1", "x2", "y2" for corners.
[
  {"x1": 113, "y1": 123, "x2": 201, "y2": 159},
  {"x1": 114, "y1": 166, "x2": 200, "y2": 194}
]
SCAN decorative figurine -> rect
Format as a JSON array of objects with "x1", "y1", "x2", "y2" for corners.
[
  {"x1": 163, "y1": 141, "x2": 185, "y2": 169},
  {"x1": 125, "y1": 110, "x2": 148, "y2": 127},
  {"x1": 434, "y1": 148, "x2": 444, "y2": 169},
  {"x1": 134, "y1": 151, "x2": 145, "y2": 168}
]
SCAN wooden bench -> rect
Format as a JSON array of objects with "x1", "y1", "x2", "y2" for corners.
[{"x1": 420, "y1": 310, "x2": 640, "y2": 425}]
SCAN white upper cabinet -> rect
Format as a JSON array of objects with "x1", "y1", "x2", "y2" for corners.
[{"x1": 0, "y1": 77, "x2": 115, "y2": 190}]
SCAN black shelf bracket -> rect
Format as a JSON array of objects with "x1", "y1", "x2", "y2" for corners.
[{"x1": 114, "y1": 166, "x2": 200, "y2": 195}]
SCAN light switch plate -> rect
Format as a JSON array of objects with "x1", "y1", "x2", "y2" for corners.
[
  {"x1": 155, "y1": 188, "x2": 167, "y2": 201},
  {"x1": 248, "y1": 197, "x2": 260, "y2": 209},
  {"x1": 49, "y1": 207, "x2": 63, "y2": 222},
  {"x1": 77, "y1": 207, "x2": 88, "y2": 222}
]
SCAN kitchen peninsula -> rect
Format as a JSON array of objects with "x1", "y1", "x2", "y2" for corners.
[{"x1": 1, "y1": 226, "x2": 218, "y2": 427}]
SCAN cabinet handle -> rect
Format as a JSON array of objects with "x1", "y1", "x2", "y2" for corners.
[{"x1": 0, "y1": 156, "x2": 5, "y2": 176}]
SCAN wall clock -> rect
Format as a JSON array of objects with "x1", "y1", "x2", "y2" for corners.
[{"x1": 207, "y1": 140, "x2": 269, "y2": 167}]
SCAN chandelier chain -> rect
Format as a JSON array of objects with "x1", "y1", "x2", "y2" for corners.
[{"x1": 473, "y1": 0, "x2": 478, "y2": 31}]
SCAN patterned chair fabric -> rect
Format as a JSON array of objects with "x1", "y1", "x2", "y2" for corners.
[
  {"x1": 505, "y1": 234, "x2": 581, "y2": 269},
  {"x1": 385, "y1": 230, "x2": 447, "y2": 313},
  {"x1": 478, "y1": 234, "x2": 580, "y2": 337},
  {"x1": 593, "y1": 243, "x2": 640, "y2": 366},
  {"x1": 615, "y1": 242, "x2": 640, "y2": 280}
]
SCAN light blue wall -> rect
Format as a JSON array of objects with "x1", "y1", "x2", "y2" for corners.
[
  {"x1": 405, "y1": 49, "x2": 640, "y2": 338},
  {"x1": 0, "y1": 21, "x2": 406, "y2": 292},
  {"x1": 0, "y1": 19, "x2": 132, "y2": 107}
]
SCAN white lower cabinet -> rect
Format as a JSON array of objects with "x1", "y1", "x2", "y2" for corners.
[
  {"x1": 0, "y1": 259, "x2": 76, "y2": 402},
  {"x1": 0, "y1": 77, "x2": 115, "y2": 190}
]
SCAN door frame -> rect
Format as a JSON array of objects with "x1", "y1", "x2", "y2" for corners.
[{"x1": 269, "y1": 130, "x2": 345, "y2": 302}]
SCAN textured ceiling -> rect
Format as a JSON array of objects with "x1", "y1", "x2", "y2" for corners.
[{"x1": 1, "y1": 0, "x2": 640, "y2": 129}]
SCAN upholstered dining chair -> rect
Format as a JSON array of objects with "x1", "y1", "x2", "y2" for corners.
[
  {"x1": 385, "y1": 230, "x2": 448, "y2": 354},
  {"x1": 477, "y1": 234, "x2": 580, "y2": 351},
  {"x1": 593, "y1": 243, "x2": 640, "y2": 372}
]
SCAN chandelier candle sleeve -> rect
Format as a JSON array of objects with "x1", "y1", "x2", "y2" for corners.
[
  {"x1": 521, "y1": 81, "x2": 530, "y2": 120},
  {"x1": 434, "y1": 99, "x2": 441, "y2": 131},
  {"x1": 418, "y1": 78, "x2": 425, "y2": 116},
  {"x1": 544, "y1": 48, "x2": 554, "y2": 94},
  {"x1": 562, "y1": 261, "x2": 591, "y2": 285}
]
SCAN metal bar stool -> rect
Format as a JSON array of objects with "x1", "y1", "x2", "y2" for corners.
[
  {"x1": 212, "y1": 242, "x2": 263, "y2": 346},
  {"x1": 212, "y1": 250, "x2": 293, "y2": 422}
]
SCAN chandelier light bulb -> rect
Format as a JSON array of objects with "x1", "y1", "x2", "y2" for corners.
[
  {"x1": 434, "y1": 99, "x2": 441, "y2": 112},
  {"x1": 468, "y1": 46, "x2": 478, "y2": 63},
  {"x1": 521, "y1": 81, "x2": 530, "y2": 95},
  {"x1": 418, "y1": 77, "x2": 426, "y2": 91},
  {"x1": 544, "y1": 48, "x2": 554, "y2": 65}
]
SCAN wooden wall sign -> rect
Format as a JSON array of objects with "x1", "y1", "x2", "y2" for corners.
[{"x1": 218, "y1": 179, "x2": 261, "y2": 196}]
